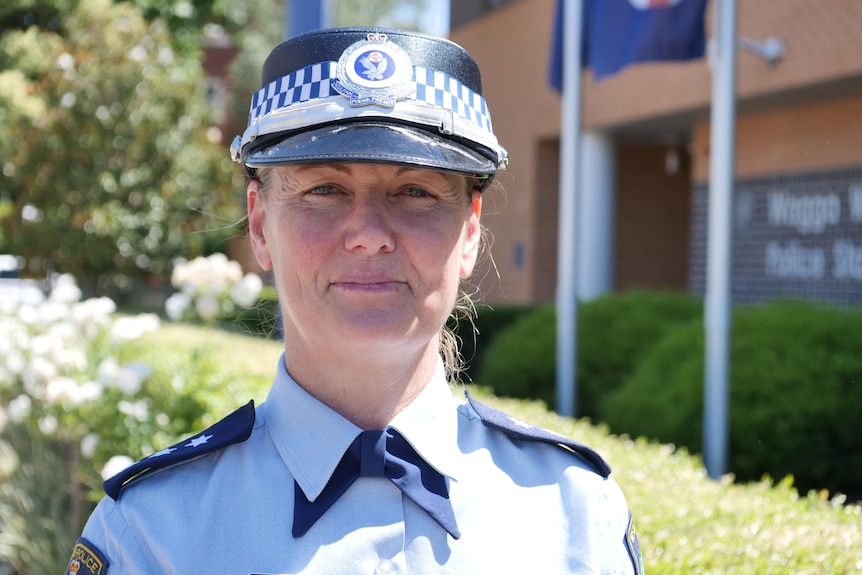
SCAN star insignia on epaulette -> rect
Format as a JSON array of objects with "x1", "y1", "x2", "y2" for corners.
[
  {"x1": 186, "y1": 434, "x2": 213, "y2": 448},
  {"x1": 103, "y1": 401, "x2": 256, "y2": 500},
  {"x1": 149, "y1": 447, "x2": 177, "y2": 458}
]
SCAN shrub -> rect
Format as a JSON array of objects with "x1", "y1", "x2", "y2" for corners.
[
  {"x1": 0, "y1": 276, "x2": 253, "y2": 574},
  {"x1": 602, "y1": 300, "x2": 862, "y2": 498},
  {"x1": 450, "y1": 303, "x2": 535, "y2": 381},
  {"x1": 475, "y1": 291, "x2": 702, "y2": 416},
  {"x1": 474, "y1": 304, "x2": 557, "y2": 406},
  {"x1": 577, "y1": 291, "x2": 702, "y2": 417},
  {"x1": 165, "y1": 253, "x2": 263, "y2": 324}
]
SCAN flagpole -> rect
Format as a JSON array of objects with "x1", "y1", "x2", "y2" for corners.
[
  {"x1": 555, "y1": 0, "x2": 584, "y2": 417},
  {"x1": 704, "y1": 0, "x2": 737, "y2": 479},
  {"x1": 285, "y1": 0, "x2": 332, "y2": 39}
]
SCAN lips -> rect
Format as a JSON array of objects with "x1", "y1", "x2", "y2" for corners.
[{"x1": 330, "y1": 274, "x2": 407, "y2": 294}]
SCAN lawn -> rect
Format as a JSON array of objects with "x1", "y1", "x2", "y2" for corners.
[{"x1": 146, "y1": 323, "x2": 862, "y2": 574}]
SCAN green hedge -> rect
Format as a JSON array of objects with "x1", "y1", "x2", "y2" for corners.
[
  {"x1": 472, "y1": 304, "x2": 557, "y2": 406},
  {"x1": 577, "y1": 291, "x2": 702, "y2": 417},
  {"x1": 602, "y1": 300, "x2": 862, "y2": 497},
  {"x1": 475, "y1": 291, "x2": 702, "y2": 417},
  {"x1": 475, "y1": 293, "x2": 862, "y2": 498},
  {"x1": 449, "y1": 303, "x2": 535, "y2": 381}
]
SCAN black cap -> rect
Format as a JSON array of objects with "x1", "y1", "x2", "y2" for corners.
[{"x1": 230, "y1": 27, "x2": 507, "y2": 182}]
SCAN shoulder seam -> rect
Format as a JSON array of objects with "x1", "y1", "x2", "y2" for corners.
[{"x1": 464, "y1": 391, "x2": 612, "y2": 478}]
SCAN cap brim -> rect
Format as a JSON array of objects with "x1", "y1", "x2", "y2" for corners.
[{"x1": 244, "y1": 122, "x2": 496, "y2": 177}]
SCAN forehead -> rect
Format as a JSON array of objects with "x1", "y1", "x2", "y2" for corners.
[{"x1": 263, "y1": 163, "x2": 468, "y2": 187}]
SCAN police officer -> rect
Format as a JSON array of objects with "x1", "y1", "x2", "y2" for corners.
[{"x1": 68, "y1": 27, "x2": 643, "y2": 574}]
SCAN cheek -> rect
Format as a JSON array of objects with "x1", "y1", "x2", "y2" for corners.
[{"x1": 266, "y1": 211, "x2": 338, "y2": 275}]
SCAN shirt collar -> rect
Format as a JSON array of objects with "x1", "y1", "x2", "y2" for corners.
[
  {"x1": 264, "y1": 356, "x2": 361, "y2": 502},
  {"x1": 388, "y1": 358, "x2": 461, "y2": 480},
  {"x1": 262, "y1": 354, "x2": 463, "y2": 502}
]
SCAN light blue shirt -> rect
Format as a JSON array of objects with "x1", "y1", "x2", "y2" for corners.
[{"x1": 79, "y1": 356, "x2": 638, "y2": 574}]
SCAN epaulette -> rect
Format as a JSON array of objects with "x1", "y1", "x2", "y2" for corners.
[
  {"x1": 465, "y1": 391, "x2": 612, "y2": 478},
  {"x1": 103, "y1": 400, "x2": 256, "y2": 499}
]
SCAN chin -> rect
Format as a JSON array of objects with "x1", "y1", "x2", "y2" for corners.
[{"x1": 335, "y1": 312, "x2": 437, "y2": 350}]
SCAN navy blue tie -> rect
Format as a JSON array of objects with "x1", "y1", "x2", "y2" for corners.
[{"x1": 292, "y1": 428, "x2": 460, "y2": 539}]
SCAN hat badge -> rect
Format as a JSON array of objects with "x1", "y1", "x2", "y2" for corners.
[{"x1": 332, "y1": 33, "x2": 415, "y2": 108}]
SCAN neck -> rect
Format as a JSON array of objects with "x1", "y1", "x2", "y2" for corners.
[{"x1": 282, "y1": 341, "x2": 441, "y2": 430}]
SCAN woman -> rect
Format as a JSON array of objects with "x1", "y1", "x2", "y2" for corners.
[{"x1": 68, "y1": 27, "x2": 643, "y2": 574}]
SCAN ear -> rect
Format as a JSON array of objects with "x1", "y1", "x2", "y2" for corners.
[
  {"x1": 459, "y1": 190, "x2": 483, "y2": 279},
  {"x1": 247, "y1": 179, "x2": 273, "y2": 271}
]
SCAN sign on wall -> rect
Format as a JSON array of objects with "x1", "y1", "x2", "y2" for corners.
[{"x1": 690, "y1": 166, "x2": 862, "y2": 306}]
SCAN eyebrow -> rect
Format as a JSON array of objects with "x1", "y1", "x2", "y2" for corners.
[{"x1": 293, "y1": 164, "x2": 432, "y2": 178}]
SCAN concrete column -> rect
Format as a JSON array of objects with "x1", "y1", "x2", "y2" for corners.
[{"x1": 577, "y1": 131, "x2": 616, "y2": 300}]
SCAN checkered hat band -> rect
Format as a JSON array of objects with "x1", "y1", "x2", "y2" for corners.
[{"x1": 248, "y1": 63, "x2": 493, "y2": 133}]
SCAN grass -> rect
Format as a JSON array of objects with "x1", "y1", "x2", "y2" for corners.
[{"x1": 147, "y1": 323, "x2": 862, "y2": 574}]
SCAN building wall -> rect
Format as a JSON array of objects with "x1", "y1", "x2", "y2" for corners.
[
  {"x1": 692, "y1": 92, "x2": 862, "y2": 183},
  {"x1": 615, "y1": 144, "x2": 692, "y2": 292},
  {"x1": 449, "y1": 0, "x2": 568, "y2": 303},
  {"x1": 450, "y1": 0, "x2": 862, "y2": 306}
]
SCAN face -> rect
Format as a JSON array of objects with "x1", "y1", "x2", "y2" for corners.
[{"x1": 247, "y1": 163, "x2": 482, "y2": 360}]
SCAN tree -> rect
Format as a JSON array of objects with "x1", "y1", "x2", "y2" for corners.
[
  {"x1": 225, "y1": 0, "x2": 430, "y2": 151},
  {"x1": 0, "y1": 0, "x2": 239, "y2": 294}
]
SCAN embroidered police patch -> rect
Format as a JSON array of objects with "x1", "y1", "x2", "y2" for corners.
[
  {"x1": 625, "y1": 514, "x2": 645, "y2": 575},
  {"x1": 66, "y1": 537, "x2": 109, "y2": 575}
]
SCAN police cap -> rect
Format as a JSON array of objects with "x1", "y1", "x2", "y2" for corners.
[{"x1": 230, "y1": 27, "x2": 508, "y2": 185}]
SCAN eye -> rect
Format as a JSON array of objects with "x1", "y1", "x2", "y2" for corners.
[
  {"x1": 308, "y1": 185, "x2": 333, "y2": 196},
  {"x1": 402, "y1": 186, "x2": 433, "y2": 199}
]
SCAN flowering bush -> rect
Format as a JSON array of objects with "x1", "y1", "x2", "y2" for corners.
[
  {"x1": 165, "y1": 253, "x2": 263, "y2": 323},
  {"x1": 0, "y1": 274, "x2": 218, "y2": 574}
]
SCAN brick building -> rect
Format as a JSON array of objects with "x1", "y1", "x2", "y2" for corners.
[{"x1": 449, "y1": 0, "x2": 862, "y2": 306}]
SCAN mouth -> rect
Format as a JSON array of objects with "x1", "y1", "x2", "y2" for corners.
[{"x1": 330, "y1": 275, "x2": 407, "y2": 295}]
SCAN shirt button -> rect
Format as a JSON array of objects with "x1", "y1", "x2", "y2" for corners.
[{"x1": 375, "y1": 559, "x2": 394, "y2": 574}]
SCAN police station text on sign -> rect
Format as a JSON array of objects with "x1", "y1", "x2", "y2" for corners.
[{"x1": 764, "y1": 185, "x2": 862, "y2": 281}]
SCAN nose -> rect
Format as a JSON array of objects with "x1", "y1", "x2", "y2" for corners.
[{"x1": 343, "y1": 194, "x2": 395, "y2": 254}]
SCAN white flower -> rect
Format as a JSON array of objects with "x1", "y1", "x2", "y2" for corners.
[
  {"x1": 168, "y1": 254, "x2": 257, "y2": 322},
  {"x1": 230, "y1": 273, "x2": 263, "y2": 308},
  {"x1": 46, "y1": 376, "x2": 78, "y2": 405},
  {"x1": 96, "y1": 356, "x2": 120, "y2": 384},
  {"x1": 114, "y1": 362, "x2": 151, "y2": 395},
  {"x1": 75, "y1": 380, "x2": 104, "y2": 405},
  {"x1": 17, "y1": 303, "x2": 40, "y2": 325},
  {"x1": 80, "y1": 433, "x2": 100, "y2": 459},
  {"x1": 165, "y1": 292, "x2": 191, "y2": 321},
  {"x1": 38, "y1": 415, "x2": 58, "y2": 436},
  {"x1": 118, "y1": 399, "x2": 149, "y2": 422},
  {"x1": 0, "y1": 439, "x2": 20, "y2": 477},
  {"x1": 38, "y1": 300, "x2": 69, "y2": 324},
  {"x1": 195, "y1": 293, "x2": 220, "y2": 321},
  {"x1": 8, "y1": 395, "x2": 31, "y2": 423},
  {"x1": 109, "y1": 314, "x2": 160, "y2": 343},
  {"x1": 101, "y1": 454, "x2": 134, "y2": 480},
  {"x1": 23, "y1": 356, "x2": 58, "y2": 394},
  {"x1": 71, "y1": 297, "x2": 117, "y2": 330},
  {"x1": 224, "y1": 259, "x2": 243, "y2": 283},
  {"x1": 170, "y1": 257, "x2": 188, "y2": 287},
  {"x1": 49, "y1": 274, "x2": 82, "y2": 304},
  {"x1": 4, "y1": 349, "x2": 26, "y2": 376}
]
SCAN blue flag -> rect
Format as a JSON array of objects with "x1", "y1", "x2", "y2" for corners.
[{"x1": 550, "y1": 0, "x2": 708, "y2": 88}]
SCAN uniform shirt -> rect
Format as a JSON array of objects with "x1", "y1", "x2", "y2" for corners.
[{"x1": 75, "y1": 356, "x2": 640, "y2": 574}]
